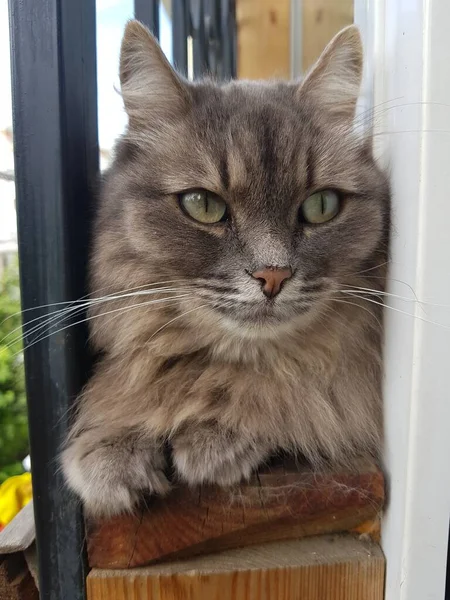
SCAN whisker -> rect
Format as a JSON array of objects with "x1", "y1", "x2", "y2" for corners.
[
  {"x1": 343, "y1": 292, "x2": 450, "y2": 331},
  {"x1": 338, "y1": 287, "x2": 431, "y2": 304},
  {"x1": 6, "y1": 285, "x2": 189, "y2": 344},
  {"x1": 354, "y1": 100, "x2": 450, "y2": 130},
  {"x1": 353, "y1": 96, "x2": 405, "y2": 125},
  {"x1": 337, "y1": 286, "x2": 426, "y2": 317},
  {"x1": 16, "y1": 295, "x2": 194, "y2": 355},
  {"x1": 0, "y1": 279, "x2": 190, "y2": 329},
  {"x1": 148, "y1": 305, "x2": 210, "y2": 341},
  {"x1": 5, "y1": 287, "x2": 193, "y2": 348},
  {"x1": 338, "y1": 287, "x2": 435, "y2": 318},
  {"x1": 329, "y1": 298, "x2": 383, "y2": 328},
  {"x1": 346, "y1": 273, "x2": 421, "y2": 301},
  {"x1": 347, "y1": 261, "x2": 390, "y2": 277},
  {"x1": 374, "y1": 129, "x2": 450, "y2": 137}
]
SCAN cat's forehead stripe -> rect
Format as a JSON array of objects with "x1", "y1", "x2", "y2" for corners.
[
  {"x1": 219, "y1": 154, "x2": 230, "y2": 190},
  {"x1": 305, "y1": 145, "x2": 315, "y2": 191},
  {"x1": 226, "y1": 149, "x2": 247, "y2": 191}
]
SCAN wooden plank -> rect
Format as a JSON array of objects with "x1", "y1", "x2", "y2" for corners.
[
  {"x1": 87, "y1": 534, "x2": 385, "y2": 600},
  {"x1": 302, "y1": 0, "x2": 354, "y2": 71},
  {"x1": 87, "y1": 459, "x2": 384, "y2": 568},
  {"x1": 0, "y1": 501, "x2": 35, "y2": 555},
  {"x1": 236, "y1": 0, "x2": 290, "y2": 79}
]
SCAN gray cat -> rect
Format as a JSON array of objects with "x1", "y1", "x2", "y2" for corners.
[{"x1": 62, "y1": 21, "x2": 390, "y2": 516}]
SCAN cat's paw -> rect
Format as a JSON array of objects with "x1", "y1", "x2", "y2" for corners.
[
  {"x1": 172, "y1": 424, "x2": 269, "y2": 487},
  {"x1": 62, "y1": 433, "x2": 170, "y2": 517}
]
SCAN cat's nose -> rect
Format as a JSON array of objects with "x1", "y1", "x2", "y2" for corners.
[{"x1": 251, "y1": 266, "x2": 292, "y2": 298}]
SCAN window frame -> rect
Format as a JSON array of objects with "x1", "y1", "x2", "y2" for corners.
[{"x1": 355, "y1": 1, "x2": 450, "y2": 598}]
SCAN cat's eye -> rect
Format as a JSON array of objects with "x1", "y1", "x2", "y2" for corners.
[
  {"x1": 179, "y1": 190, "x2": 228, "y2": 224},
  {"x1": 300, "y1": 190, "x2": 340, "y2": 224}
]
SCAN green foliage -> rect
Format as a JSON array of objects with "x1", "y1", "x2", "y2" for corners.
[{"x1": 0, "y1": 259, "x2": 28, "y2": 483}]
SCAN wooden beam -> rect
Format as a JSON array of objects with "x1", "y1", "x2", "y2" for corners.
[
  {"x1": 87, "y1": 535, "x2": 385, "y2": 600},
  {"x1": 87, "y1": 459, "x2": 384, "y2": 569}
]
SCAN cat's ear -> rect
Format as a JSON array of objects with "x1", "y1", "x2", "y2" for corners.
[
  {"x1": 120, "y1": 20, "x2": 190, "y2": 126},
  {"x1": 297, "y1": 25, "x2": 362, "y2": 122}
]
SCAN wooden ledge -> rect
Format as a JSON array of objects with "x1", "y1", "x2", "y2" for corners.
[
  {"x1": 87, "y1": 535, "x2": 385, "y2": 600},
  {"x1": 87, "y1": 458, "x2": 384, "y2": 569}
]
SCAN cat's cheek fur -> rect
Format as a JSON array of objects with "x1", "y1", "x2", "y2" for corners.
[{"x1": 61, "y1": 433, "x2": 171, "y2": 517}]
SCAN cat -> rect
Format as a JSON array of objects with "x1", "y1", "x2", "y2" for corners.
[{"x1": 62, "y1": 20, "x2": 390, "y2": 517}]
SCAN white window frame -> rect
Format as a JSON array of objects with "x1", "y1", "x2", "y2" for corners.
[{"x1": 355, "y1": 1, "x2": 450, "y2": 598}]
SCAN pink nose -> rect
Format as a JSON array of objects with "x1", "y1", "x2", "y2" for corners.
[{"x1": 251, "y1": 266, "x2": 292, "y2": 298}]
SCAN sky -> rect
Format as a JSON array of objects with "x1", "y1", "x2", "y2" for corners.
[
  {"x1": 0, "y1": 0, "x2": 173, "y2": 245},
  {"x1": 0, "y1": 0, "x2": 12, "y2": 135},
  {"x1": 0, "y1": 0, "x2": 173, "y2": 153}
]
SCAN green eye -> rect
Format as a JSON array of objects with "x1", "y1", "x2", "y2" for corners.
[
  {"x1": 179, "y1": 190, "x2": 228, "y2": 224},
  {"x1": 301, "y1": 190, "x2": 340, "y2": 224}
]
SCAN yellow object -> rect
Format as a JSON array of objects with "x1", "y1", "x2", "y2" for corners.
[{"x1": 0, "y1": 472, "x2": 32, "y2": 528}]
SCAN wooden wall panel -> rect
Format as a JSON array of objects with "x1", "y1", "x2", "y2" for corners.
[
  {"x1": 236, "y1": 0, "x2": 290, "y2": 79},
  {"x1": 235, "y1": 0, "x2": 354, "y2": 79},
  {"x1": 302, "y1": 0, "x2": 354, "y2": 71}
]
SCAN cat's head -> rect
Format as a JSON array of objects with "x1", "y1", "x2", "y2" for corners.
[{"x1": 100, "y1": 21, "x2": 389, "y2": 339}]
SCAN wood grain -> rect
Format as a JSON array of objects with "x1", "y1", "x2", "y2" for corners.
[
  {"x1": 87, "y1": 534, "x2": 385, "y2": 600},
  {"x1": 236, "y1": 0, "x2": 290, "y2": 79},
  {"x1": 235, "y1": 0, "x2": 354, "y2": 80},
  {"x1": 302, "y1": 0, "x2": 354, "y2": 71},
  {"x1": 87, "y1": 459, "x2": 384, "y2": 569}
]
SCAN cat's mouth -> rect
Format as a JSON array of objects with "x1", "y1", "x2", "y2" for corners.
[
  {"x1": 211, "y1": 296, "x2": 317, "y2": 332},
  {"x1": 189, "y1": 279, "x2": 330, "y2": 336}
]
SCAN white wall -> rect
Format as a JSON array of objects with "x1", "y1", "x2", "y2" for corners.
[{"x1": 357, "y1": 1, "x2": 450, "y2": 598}]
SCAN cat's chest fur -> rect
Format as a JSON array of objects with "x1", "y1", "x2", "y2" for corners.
[{"x1": 144, "y1": 315, "x2": 381, "y2": 459}]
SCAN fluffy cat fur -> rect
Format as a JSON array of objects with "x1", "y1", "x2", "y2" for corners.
[{"x1": 62, "y1": 21, "x2": 390, "y2": 516}]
